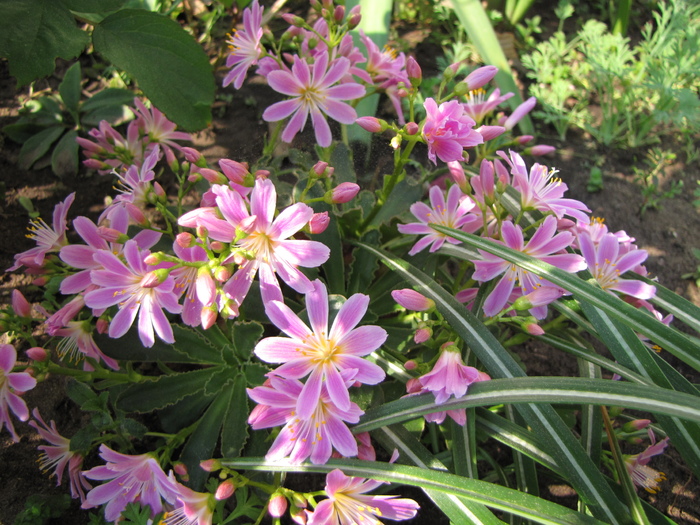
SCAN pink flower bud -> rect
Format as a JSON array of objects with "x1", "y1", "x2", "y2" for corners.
[
  {"x1": 476, "y1": 371, "x2": 491, "y2": 382},
  {"x1": 219, "y1": 159, "x2": 249, "y2": 184},
  {"x1": 182, "y1": 147, "x2": 204, "y2": 166},
  {"x1": 404, "y1": 359, "x2": 418, "y2": 370},
  {"x1": 214, "y1": 266, "x2": 232, "y2": 282},
  {"x1": 406, "y1": 377, "x2": 423, "y2": 394},
  {"x1": 503, "y1": 97, "x2": 537, "y2": 130},
  {"x1": 475, "y1": 125, "x2": 505, "y2": 141},
  {"x1": 291, "y1": 509, "x2": 308, "y2": 525},
  {"x1": 140, "y1": 269, "x2": 167, "y2": 288},
  {"x1": 201, "y1": 306, "x2": 218, "y2": 330},
  {"x1": 216, "y1": 479, "x2": 236, "y2": 501},
  {"x1": 174, "y1": 462, "x2": 189, "y2": 481},
  {"x1": 391, "y1": 289, "x2": 435, "y2": 311},
  {"x1": 12, "y1": 290, "x2": 31, "y2": 317},
  {"x1": 465, "y1": 65, "x2": 498, "y2": 90},
  {"x1": 414, "y1": 327, "x2": 431, "y2": 344},
  {"x1": 355, "y1": 116, "x2": 385, "y2": 133},
  {"x1": 622, "y1": 419, "x2": 651, "y2": 432},
  {"x1": 83, "y1": 158, "x2": 108, "y2": 170},
  {"x1": 200, "y1": 168, "x2": 227, "y2": 185},
  {"x1": 478, "y1": 159, "x2": 496, "y2": 200},
  {"x1": 196, "y1": 225, "x2": 209, "y2": 239},
  {"x1": 255, "y1": 169, "x2": 270, "y2": 180},
  {"x1": 308, "y1": 212, "x2": 330, "y2": 234},
  {"x1": 330, "y1": 182, "x2": 360, "y2": 204},
  {"x1": 512, "y1": 287, "x2": 564, "y2": 310},
  {"x1": 26, "y1": 347, "x2": 48, "y2": 361},
  {"x1": 97, "y1": 226, "x2": 129, "y2": 244},
  {"x1": 406, "y1": 56, "x2": 422, "y2": 87},
  {"x1": 176, "y1": 232, "x2": 195, "y2": 249},
  {"x1": 523, "y1": 322, "x2": 545, "y2": 336},
  {"x1": 527, "y1": 144, "x2": 556, "y2": 156},
  {"x1": 404, "y1": 122, "x2": 419, "y2": 135},
  {"x1": 312, "y1": 161, "x2": 329, "y2": 176},
  {"x1": 397, "y1": 88, "x2": 409, "y2": 98},
  {"x1": 447, "y1": 161, "x2": 468, "y2": 191},
  {"x1": 282, "y1": 13, "x2": 305, "y2": 27},
  {"x1": 494, "y1": 159, "x2": 510, "y2": 187},
  {"x1": 348, "y1": 5, "x2": 362, "y2": 28},
  {"x1": 210, "y1": 241, "x2": 225, "y2": 252},
  {"x1": 153, "y1": 183, "x2": 164, "y2": 200},
  {"x1": 200, "y1": 458, "x2": 221, "y2": 472},
  {"x1": 333, "y1": 5, "x2": 344, "y2": 22},
  {"x1": 268, "y1": 494, "x2": 288, "y2": 517},
  {"x1": 96, "y1": 318, "x2": 110, "y2": 334},
  {"x1": 516, "y1": 135, "x2": 534, "y2": 145},
  {"x1": 32, "y1": 276, "x2": 48, "y2": 286}
]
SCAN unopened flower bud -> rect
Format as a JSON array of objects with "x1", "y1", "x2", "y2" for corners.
[
  {"x1": 96, "y1": 318, "x2": 110, "y2": 334},
  {"x1": 355, "y1": 116, "x2": 386, "y2": 133},
  {"x1": 397, "y1": 87, "x2": 409, "y2": 98},
  {"x1": 333, "y1": 5, "x2": 344, "y2": 22},
  {"x1": 174, "y1": 462, "x2": 189, "y2": 481},
  {"x1": 200, "y1": 168, "x2": 228, "y2": 185},
  {"x1": 328, "y1": 182, "x2": 360, "y2": 204},
  {"x1": 348, "y1": 5, "x2": 362, "y2": 28},
  {"x1": 97, "y1": 226, "x2": 129, "y2": 244},
  {"x1": 392, "y1": 289, "x2": 435, "y2": 311},
  {"x1": 268, "y1": 494, "x2": 288, "y2": 517},
  {"x1": 182, "y1": 147, "x2": 206, "y2": 167},
  {"x1": 216, "y1": 479, "x2": 236, "y2": 501},
  {"x1": 282, "y1": 13, "x2": 305, "y2": 27},
  {"x1": 406, "y1": 377, "x2": 423, "y2": 394},
  {"x1": 313, "y1": 161, "x2": 329, "y2": 176},
  {"x1": 526, "y1": 144, "x2": 556, "y2": 156},
  {"x1": 308, "y1": 212, "x2": 330, "y2": 234},
  {"x1": 447, "y1": 161, "x2": 468, "y2": 191},
  {"x1": 404, "y1": 359, "x2": 418, "y2": 370},
  {"x1": 196, "y1": 225, "x2": 209, "y2": 240},
  {"x1": 140, "y1": 268, "x2": 169, "y2": 288},
  {"x1": 214, "y1": 266, "x2": 232, "y2": 282},
  {"x1": 453, "y1": 81, "x2": 470, "y2": 97},
  {"x1": 32, "y1": 276, "x2": 48, "y2": 286},
  {"x1": 406, "y1": 56, "x2": 422, "y2": 87},
  {"x1": 443, "y1": 62, "x2": 460, "y2": 80},
  {"x1": 84, "y1": 158, "x2": 109, "y2": 170},
  {"x1": 176, "y1": 232, "x2": 195, "y2": 249},
  {"x1": 622, "y1": 419, "x2": 651, "y2": 433},
  {"x1": 404, "y1": 122, "x2": 419, "y2": 135},
  {"x1": 390, "y1": 134, "x2": 402, "y2": 149},
  {"x1": 626, "y1": 436, "x2": 644, "y2": 445},
  {"x1": 27, "y1": 347, "x2": 48, "y2": 362},
  {"x1": 414, "y1": 328, "x2": 431, "y2": 344},
  {"x1": 465, "y1": 65, "x2": 498, "y2": 91},
  {"x1": 512, "y1": 287, "x2": 564, "y2": 311},
  {"x1": 255, "y1": 169, "x2": 270, "y2": 180},
  {"x1": 291, "y1": 508, "x2": 308, "y2": 525},
  {"x1": 521, "y1": 318, "x2": 545, "y2": 336},
  {"x1": 200, "y1": 458, "x2": 222, "y2": 472},
  {"x1": 12, "y1": 290, "x2": 31, "y2": 317},
  {"x1": 201, "y1": 306, "x2": 218, "y2": 330},
  {"x1": 516, "y1": 135, "x2": 534, "y2": 145}
]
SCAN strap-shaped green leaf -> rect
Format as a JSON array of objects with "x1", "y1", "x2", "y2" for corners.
[
  {"x1": 354, "y1": 377, "x2": 700, "y2": 431},
  {"x1": 223, "y1": 457, "x2": 605, "y2": 525},
  {"x1": 353, "y1": 241, "x2": 630, "y2": 524},
  {"x1": 431, "y1": 224, "x2": 700, "y2": 372},
  {"x1": 92, "y1": 9, "x2": 214, "y2": 130}
]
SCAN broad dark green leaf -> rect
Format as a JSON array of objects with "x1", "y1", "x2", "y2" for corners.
[
  {"x1": 92, "y1": 9, "x2": 215, "y2": 130},
  {"x1": 172, "y1": 324, "x2": 229, "y2": 365},
  {"x1": 0, "y1": 0, "x2": 89, "y2": 86},
  {"x1": 221, "y1": 373, "x2": 249, "y2": 458},
  {"x1": 230, "y1": 321, "x2": 264, "y2": 362},
  {"x1": 51, "y1": 129, "x2": 79, "y2": 177},
  {"x1": 59, "y1": 62, "x2": 82, "y2": 114},
  {"x1": 18, "y1": 126, "x2": 65, "y2": 170},
  {"x1": 116, "y1": 367, "x2": 217, "y2": 413},
  {"x1": 80, "y1": 87, "x2": 135, "y2": 113}
]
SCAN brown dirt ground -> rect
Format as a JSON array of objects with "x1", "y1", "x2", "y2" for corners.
[{"x1": 2, "y1": 17, "x2": 700, "y2": 525}]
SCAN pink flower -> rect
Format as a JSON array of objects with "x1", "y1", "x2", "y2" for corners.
[
  {"x1": 8, "y1": 192, "x2": 75, "y2": 271},
  {"x1": 223, "y1": 0, "x2": 264, "y2": 90},
  {"x1": 29, "y1": 408, "x2": 91, "y2": 502},
  {"x1": 578, "y1": 232, "x2": 656, "y2": 300},
  {"x1": 418, "y1": 347, "x2": 480, "y2": 404},
  {"x1": 473, "y1": 216, "x2": 587, "y2": 318},
  {"x1": 164, "y1": 478, "x2": 214, "y2": 525},
  {"x1": 254, "y1": 279, "x2": 386, "y2": 419},
  {"x1": 308, "y1": 469, "x2": 419, "y2": 525},
  {"x1": 170, "y1": 242, "x2": 212, "y2": 328},
  {"x1": 82, "y1": 445, "x2": 179, "y2": 521},
  {"x1": 422, "y1": 98, "x2": 483, "y2": 164},
  {"x1": 397, "y1": 184, "x2": 479, "y2": 255},
  {"x1": 462, "y1": 88, "x2": 513, "y2": 125},
  {"x1": 0, "y1": 344, "x2": 37, "y2": 442},
  {"x1": 132, "y1": 99, "x2": 192, "y2": 159},
  {"x1": 247, "y1": 375, "x2": 363, "y2": 464},
  {"x1": 54, "y1": 320, "x2": 119, "y2": 371},
  {"x1": 84, "y1": 239, "x2": 182, "y2": 347},
  {"x1": 11, "y1": 289, "x2": 31, "y2": 317},
  {"x1": 625, "y1": 436, "x2": 669, "y2": 493},
  {"x1": 192, "y1": 179, "x2": 330, "y2": 307},
  {"x1": 263, "y1": 51, "x2": 366, "y2": 147},
  {"x1": 503, "y1": 96, "x2": 536, "y2": 130}
]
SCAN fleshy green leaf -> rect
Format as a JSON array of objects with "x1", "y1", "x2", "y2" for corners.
[
  {"x1": 221, "y1": 373, "x2": 249, "y2": 458},
  {"x1": 224, "y1": 457, "x2": 605, "y2": 525},
  {"x1": 92, "y1": 9, "x2": 215, "y2": 130},
  {"x1": 51, "y1": 129, "x2": 79, "y2": 177},
  {"x1": 18, "y1": 126, "x2": 65, "y2": 170},
  {"x1": 0, "y1": 0, "x2": 90, "y2": 87},
  {"x1": 230, "y1": 321, "x2": 264, "y2": 362},
  {"x1": 58, "y1": 62, "x2": 82, "y2": 115}
]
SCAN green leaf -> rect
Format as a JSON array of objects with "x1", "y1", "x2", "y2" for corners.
[
  {"x1": 224, "y1": 458, "x2": 605, "y2": 525},
  {"x1": 180, "y1": 387, "x2": 231, "y2": 490},
  {"x1": 432, "y1": 224, "x2": 700, "y2": 373},
  {"x1": 116, "y1": 367, "x2": 217, "y2": 413},
  {"x1": 230, "y1": 321, "x2": 264, "y2": 362},
  {"x1": 59, "y1": 61, "x2": 82, "y2": 115},
  {"x1": 94, "y1": 325, "x2": 201, "y2": 363},
  {"x1": 353, "y1": 378, "x2": 700, "y2": 432},
  {"x1": 60, "y1": 0, "x2": 129, "y2": 23},
  {"x1": 67, "y1": 379, "x2": 97, "y2": 407},
  {"x1": 0, "y1": 0, "x2": 90, "y2": 87},
  {"x1": 51, "y1": 129, "x2": 79, "y2": 177},
  {"x1": 18, "y1": 126, "x2": 65, "y2": 170},
  {"x1": 92, "y1": 9, "x2": 215, "y2": 130},
  {"x1": 81, "y1": 88, "x2": 135, "y2": 112},
  {"x1": 221, "y1": 373, "x2": 249, "y2": 457},
  {"x1": 353, "y1": 242, "x2": 630, "y2": 524},
  {"x1": 172, "y1": 324, "x2": 229, "y2": 365}
]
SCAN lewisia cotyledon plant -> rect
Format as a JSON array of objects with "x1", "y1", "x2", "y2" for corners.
[
  {"x1": 254, "y1": 279, "x2": 386, "y2": 419},
  {"x1": 0, "y1": 344, "x2": 37, "y2": 442},
  {"x1": 223, "y1": 0, "x2": 264, "y2": 90},
  {"x1": 422, "y1": 98, "x2": 484, "y2": 164}
]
